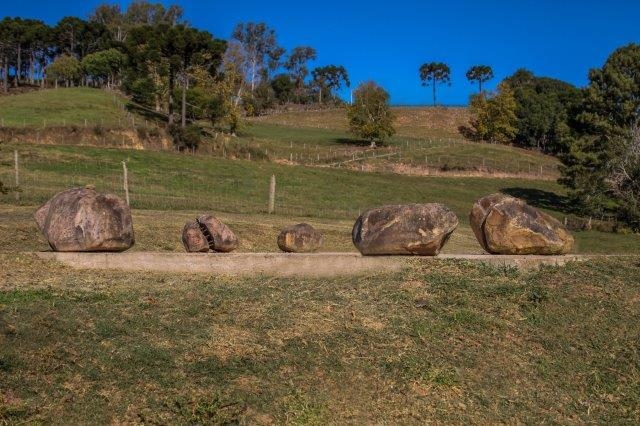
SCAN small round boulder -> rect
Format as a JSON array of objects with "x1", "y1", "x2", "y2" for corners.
[
  {"x1": 469, "y1": 193, "x2": 574, "y2": 255},
  {"x1": 352, "y1": 203, "x2": 458, "y2": 256},
  {"x1": 277, "y1": 223, "x2": 323, "y2": 253}
]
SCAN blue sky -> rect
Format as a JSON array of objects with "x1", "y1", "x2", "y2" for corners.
[{"x1": 3, "y1": 0, "x2": 639, "y2": 105}]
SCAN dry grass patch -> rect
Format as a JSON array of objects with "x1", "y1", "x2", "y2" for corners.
[
  {"x1": 251, "y1": 106, "x2": 472, "y2": 139},
  {"x1": 1, "y1": 254, "x2": 639, "y2": 422}
]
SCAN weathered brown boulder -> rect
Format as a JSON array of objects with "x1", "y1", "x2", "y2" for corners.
[
  {"x1": 181, "y1": 214, "x2": 238, "y2": 253},
  {"x1": 469, "y1": 193, "x2": 574, "y2": 255},
  {"x1": 352, "y1": 203, "x2": 458, "y2": 256},
  {"x1": 277, "y1": 223, "x2": 323, "y2": 253},
  {"x1": 34, "y1": 187, "x2": 134, "y2": 252}
]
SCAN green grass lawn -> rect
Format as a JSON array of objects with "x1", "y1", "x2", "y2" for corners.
[
  {"x1": 0, "y1": 87, "x2": 128, "y2": 128},
  {"x1": 0, "y1": 142, "x2": 567, "y2": 219},
  {"x1": 1, "y1": 254, "x2": 639, "y2": 423}
]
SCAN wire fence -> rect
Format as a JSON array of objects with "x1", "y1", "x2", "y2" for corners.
[
  {"x1": 195, "y1": 134, "x2": 561, "y2": 180},
  {"x1": 0, "y1": 148, "x2": 622, "y2": 232},
  {"x1": 0, "y1": 149, "x2": 367, "y2": 220}
]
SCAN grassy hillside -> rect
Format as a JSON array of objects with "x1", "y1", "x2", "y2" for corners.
[
  {"x1": 0, "y1": 88, "x2": 559, "y2": 178},
  {"x1": 238, "y1": 123, "x2": 560, "y2": 178},
  {"x1": 0, "y1": 88, "x2": 129, "y2": 127},
  {"x1": 1, "y1": 254, "x2": 639, "y2": 423},
  {"x1": 249, "y1": 106, "x2": 472, "y2": 139}
]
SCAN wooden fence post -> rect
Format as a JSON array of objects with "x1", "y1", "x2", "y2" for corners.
[
  {"x1": 268, "y1": 174, "x2": 276, "y2": 214},
  {"x1": 14, "y1": 150, "x2": 19, "y2": 201},
  {"x1": 122, "y1": 161, "x2": 130, "y2": 206}
]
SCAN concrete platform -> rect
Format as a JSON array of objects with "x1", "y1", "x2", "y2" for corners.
[{"x1": 34, "y1": 252, "x2": 592, "y2": 277}]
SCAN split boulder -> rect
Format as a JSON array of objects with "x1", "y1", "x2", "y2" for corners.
[
  {"x1": 469, "y1": 193, "x2": 574, "y2": 255},
  {"x1": 352, "y1": 203, "x2": 458, "y2": 256},
  {"x1": 277, "y1": 223, "x2": 323, "y2": 253},
  {"x1": 34, "y1": 186, "x2": 134, "y2": 252},
  {"x1": 182, "y1": 214, "x2": 238, "y2": 253}
]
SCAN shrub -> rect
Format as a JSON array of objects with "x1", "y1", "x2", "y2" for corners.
[
  {"x1": 169, "y1": 124, "x2": 201, "y2": 151},
  {"x1": 347, "y1": 81, "x2": 395, "y2": 146}
]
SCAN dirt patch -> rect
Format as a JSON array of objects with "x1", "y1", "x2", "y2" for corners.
[{"x1": 0, "y1": 126, "x2": 170, "y2": 150}]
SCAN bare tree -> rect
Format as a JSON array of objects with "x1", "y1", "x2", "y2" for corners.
[{"x1": 231, "y1": 22, "x2": 280, "y2": 93}]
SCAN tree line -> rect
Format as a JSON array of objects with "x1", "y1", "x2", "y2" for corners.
[{"x1": 0, "y1": 1, "x2": 351, "y2": 140}]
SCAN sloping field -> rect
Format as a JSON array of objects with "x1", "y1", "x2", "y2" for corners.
[
  {"x1": 239, "y1": 123, "x2": 561, "y2": 178},
  {"x1": 0, "y1": 88, "x2": 558, "y2": 178},
  {"x1": 0, "y1": 87, "x2": 128, "y2": 128},
  {"x1": 249, "y1": 106, "x2": 472, "y2": 139}
]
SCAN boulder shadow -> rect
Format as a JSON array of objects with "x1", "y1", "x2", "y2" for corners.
[{"x1": 500, "y1": 187, "x2": 571, "y2": 214}]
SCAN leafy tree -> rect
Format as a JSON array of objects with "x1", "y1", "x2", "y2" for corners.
[
  {"x1": 560, "y1": 43, "x2": 640, "y2": 227},
  {"x1": 231, "y1": 22, "x2": 281, "y2": 92},
  {"x1": 347, "y1": 81, "x2": 395, "y2": 145},
  {"x1": 125, "y1": 24, "x2": 224, "y2": 126},
  {"x1": 82, "y1": 48, "x2": 125, "y2": 87},
  {"x1": 190, "y1": 56, "x2": 243, "y2": 134},
  {"x1": 469, "y1": 82, "x2": 518, "y2": 144},
  {"x1": 23, "y1": 19, "x2": 52, "y2": 86},
  {"x1": 90, "y1": 1, "x2": 183, "y2": 43},
  {"x1": 90, "y1": 4, "x2": 125, "y2": 42},
  {"x1": 270, "y1": 73, "x2": 295, "y2": 104},
  {"x1": 465, "y1": 65, "x2": 493, "y2": 93},
  {"x1": 311, "y1": 65, "x2": 349, "y2": 103},
  {"x1": 419, "y1": 62, "x2": 450, "y2": 106},
  {"x1": 163, "y1": 25, "x2": 224, "y2": 127},
  {"x1": 0, "y1": 18, "x2": 55, "y2": 90},
  {"x1": 54, "y1": 17, "x2": 86, "y2": 57},
  {"x1": 505, "y1": 69, "x2": 581, "y2": 154},
  {"x1": 125, "y1": 1, "x2": 183, "y2": 26},
  {"x1": 0, "y1": 18, "x2": 17, "y2": 92},
  {"x1": 284, "y1": 46, "x2": 316, "y2": 101},
  {"x1": 124, "y1": 24, "x2": 169, "y2": 111},
  {"x1": 47, "y1": 54, "x2": 82, "y2": 87},
  {"x1": 243, "y1": 81, "x2": 275, "y2": 116}
]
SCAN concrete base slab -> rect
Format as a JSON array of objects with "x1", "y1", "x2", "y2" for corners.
[{"x1": 34, "y1": 252, "x2": 592, "y2": 277}]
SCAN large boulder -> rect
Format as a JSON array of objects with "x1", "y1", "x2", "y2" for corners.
[
  {"x1": 181, "y1": 214, "x2": 238, "y2": 253},
  {"x1": 34, "y1": 187, "x2": 134, "y2": 252},
  {"x1": 469, "y1": 193, "x2": 574, "y2": 255},
  {"x1": 352, "y1": 203, "x2": 458, "y2": 256},
  {"x1": 277, "y1": 223, "x2": 323, "y2": 253}
]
